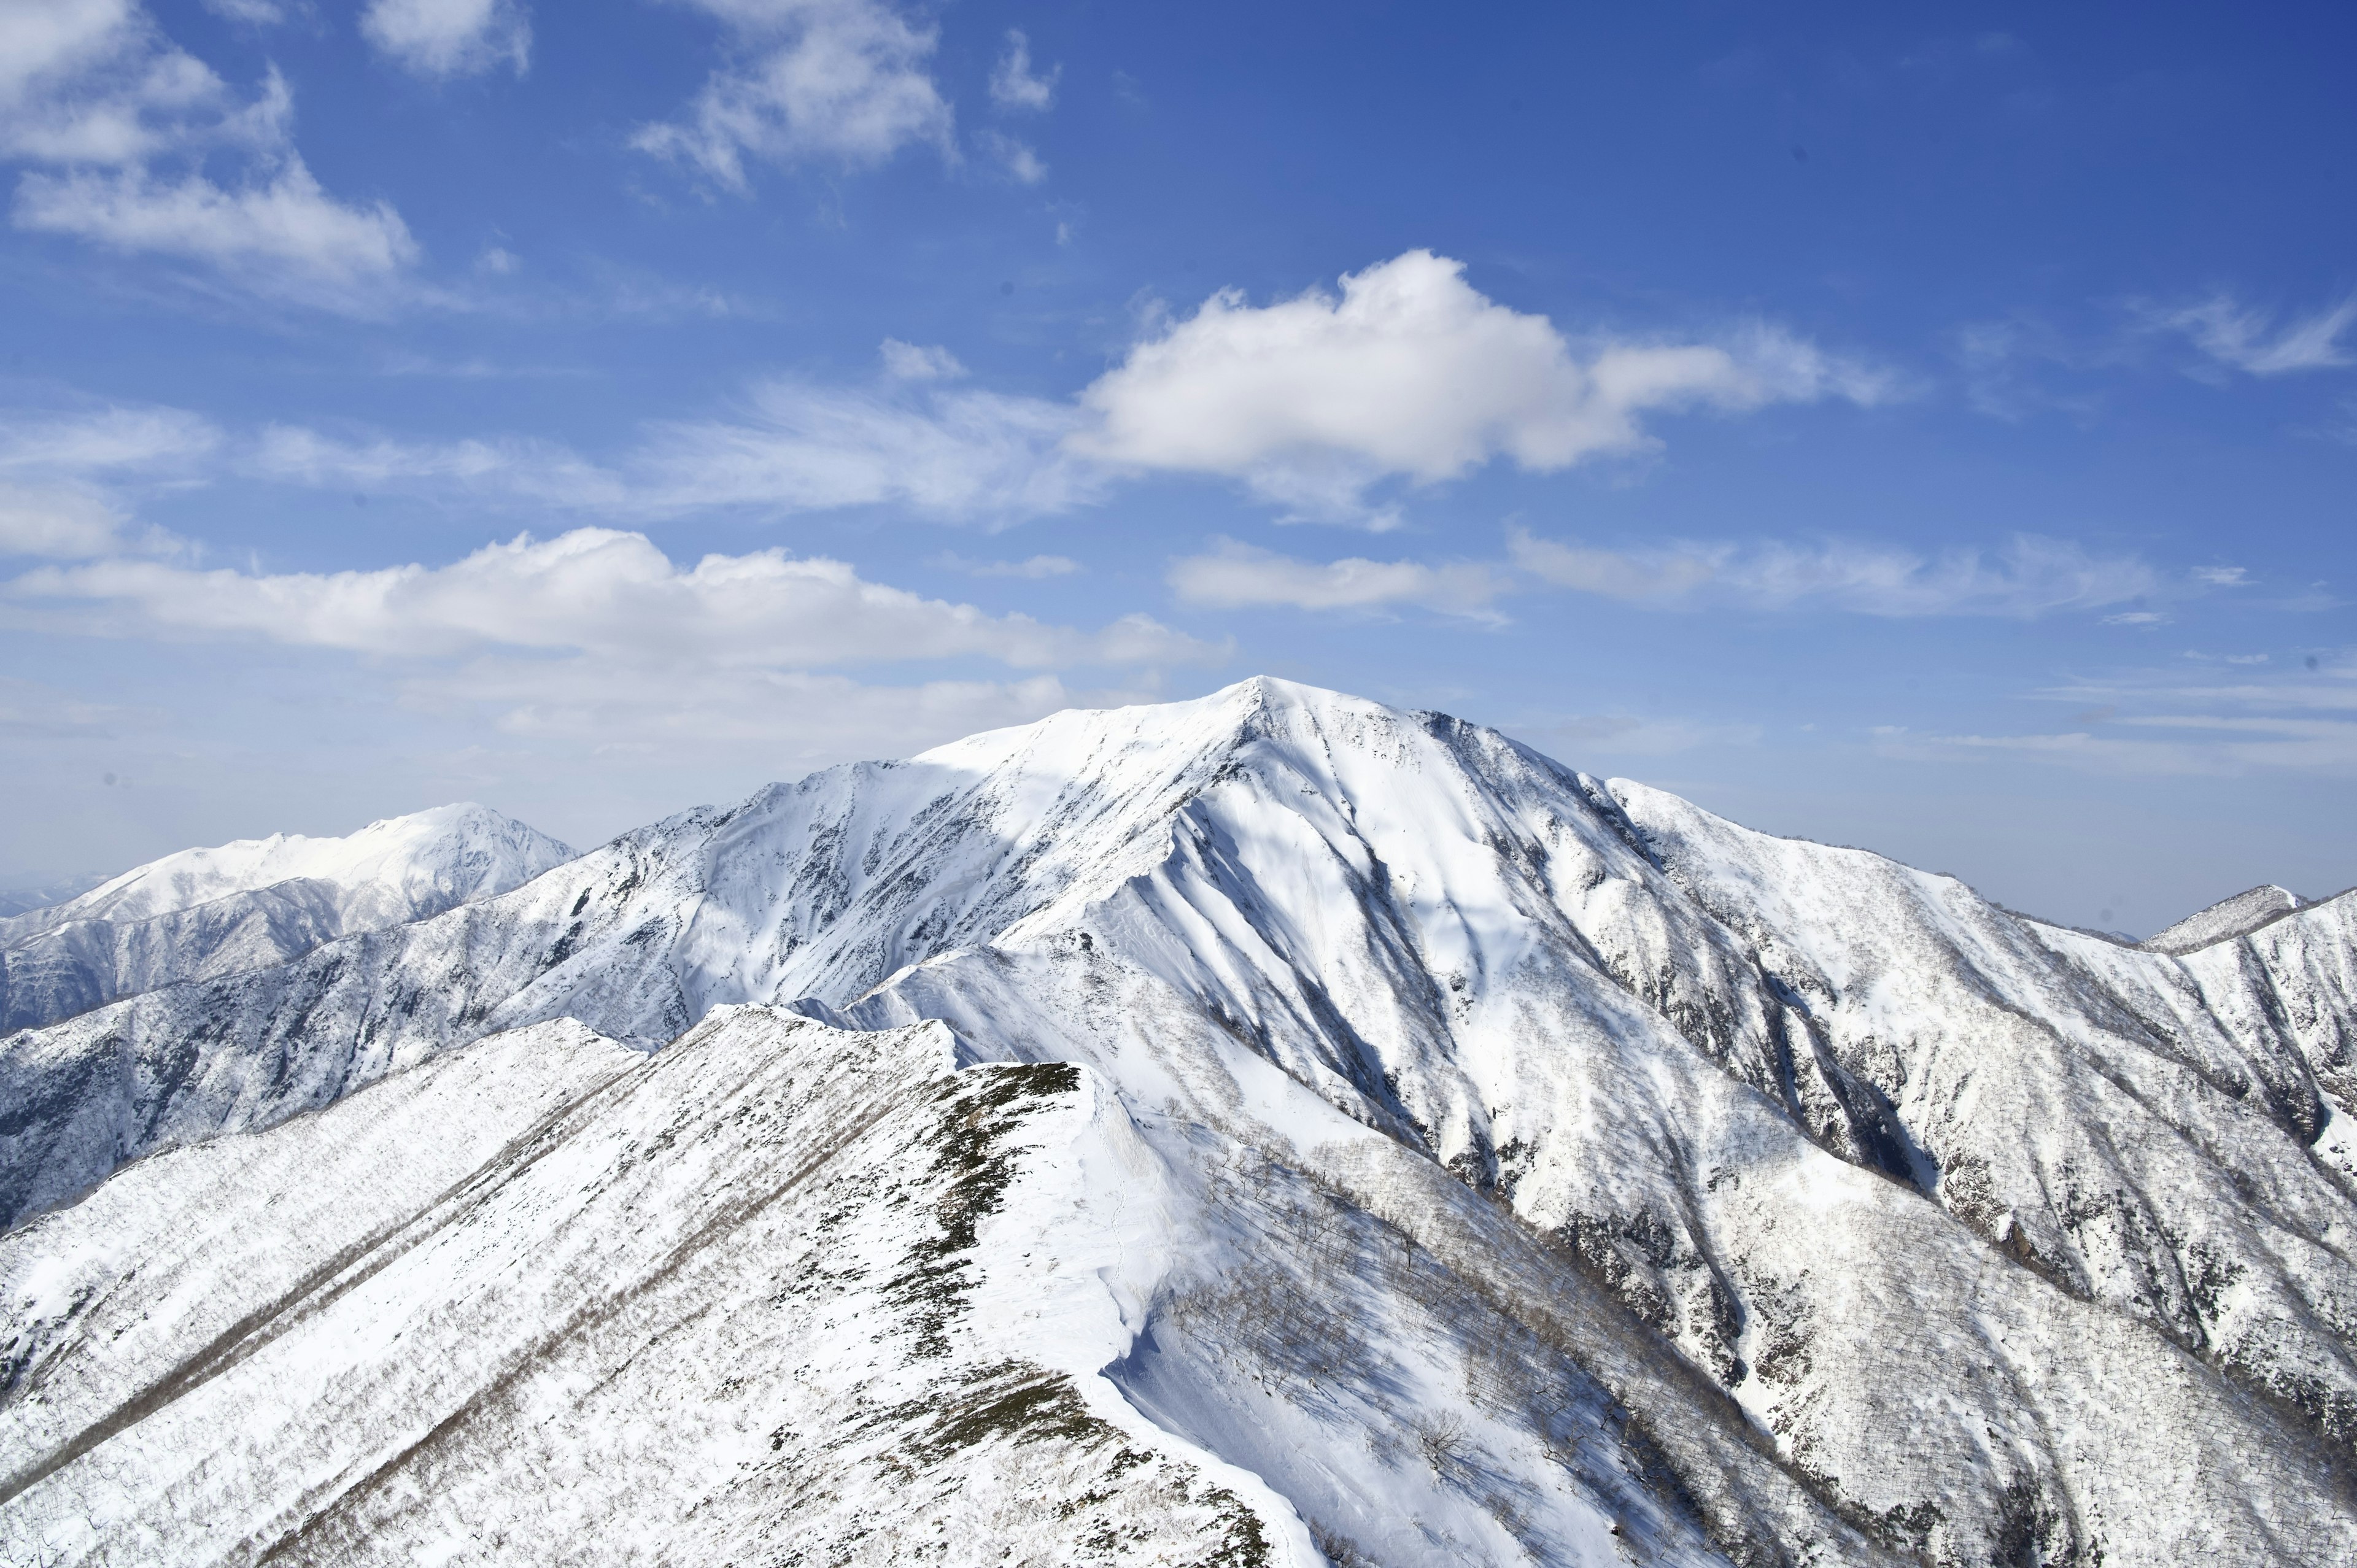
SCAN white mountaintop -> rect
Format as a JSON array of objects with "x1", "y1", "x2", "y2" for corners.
[
  {"x1": 0, "y1": 803, "x2": 574, "y2": 1032},
  {"x1": 2, "y1": 678, "x2": 2353, "y2": 1566},
  {"x1": 2, "y1": 801, "x2": 573, "y2": 936},
  {"x1": 2142, "y1": 882, "x2": 2306, "y2": 956}
]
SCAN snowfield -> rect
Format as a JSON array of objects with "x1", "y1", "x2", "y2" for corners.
[{"x1": 2, "y1": 678, "x2": 2353, "y2": 1566}]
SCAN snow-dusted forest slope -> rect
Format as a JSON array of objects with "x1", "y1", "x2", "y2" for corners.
[
  {"x1": 0, "y1": 804, "x2": 574, "y2": 1034},
  {"x1": 3, "y1": 678, "x2": 2353, "y2": 1566}
]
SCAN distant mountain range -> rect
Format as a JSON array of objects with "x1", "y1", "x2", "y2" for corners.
[
  {"x1": 0, "y1": 803, "x2": 575, "y2": 1035},
  {"x1": 2, "y1": 679, "x2": 2351, "y2": 1567}
]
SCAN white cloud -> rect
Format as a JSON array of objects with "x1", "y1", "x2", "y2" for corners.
[
  {"x1": 0, "y1": 483, "x2": 149, "y2": 558},
  {"x1": 989, "y1": 29, "x2": 1056, "y2": 111},
  {"x1": 1073, "y1": 250, "x2": 1894, "y2": 520},
  {"x1": 198, "y1": 255, "x2": 1891, "y2": 526},
  {"x1": 1507, "y1": 527, "x2": 2157, "y2": 618},
  {"x1": 978, "y1": 129, "x2": 1044, "y2": 184},
  {"x1": 0, "y1": 3, "x2": 418, "y2": 304},
  {"x1": 2149, "y1": 292, "x2": 2357, "y2": 376},
  {"x1": 0, "y1": 405, "x2": 212, "y2": 558},
  {"x1": 935, "y1": 552, "x2": 1079, "y2": 579},
  {"x1": 0, "y1": 404, "x2": 220, "y2": 473},
  {"x1": 1167, "y1": 538, "x2": 1507, "y2": 619},
  {"x1": 633, "y1": 0, "x2": 953, "y2": 189},
  {"x1": 361, "y1": 0, "x2": 531, "y2": 78},
  {"x1": 17, "y1": 160, "x2": 417, "y2": 290},
  {"x1": 2191, "y1": 565, "x2": 2249, "y2": 587},
  {"x1": 880, "y1": 338, "x2": 964, "y2": 380},
  {"x1": 6, "y1": 527, "x2": 1223, "y2": 671},
  {"x1": 199, "y1": 0, "x2": 286, "y2": 21}
]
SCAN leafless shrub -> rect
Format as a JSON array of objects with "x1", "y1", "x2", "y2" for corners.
[
  {"x1": 1410, "y1": 1408, "x2": 1469, "y2": 1474},
  {"x1": 1308, "y1": 1521, "x2": 1381, "y2": 1567}
]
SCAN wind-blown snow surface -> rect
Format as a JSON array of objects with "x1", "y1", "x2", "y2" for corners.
[
  {"x1": 4, "y1": 679, "x2": 2356, "y2": 1566},
  {"x1": 0, "y1": 804, "x2": 575, "y2": 1033}
]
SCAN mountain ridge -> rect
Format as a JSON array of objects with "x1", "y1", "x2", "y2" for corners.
[{"x1": 2, "y1": 676, "x2": 2353, "y2": 1566}]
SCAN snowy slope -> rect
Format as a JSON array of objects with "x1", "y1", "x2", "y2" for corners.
[
  {"x1": 3, "y1": 679, "x2": 2355, "y2": 1566},
  {"x1": 0, "y1": 803, "x2": 574, "y2": 1032},
  {"x1": 0, "y1": 1006, "x2": 1868, "y2": 1567},
  {"x1": 2141, "y1": 882, "x2": 2305, "y2": 955}
]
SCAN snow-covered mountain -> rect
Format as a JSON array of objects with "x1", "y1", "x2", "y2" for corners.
[
  {"x1": 2140, "y1": 882, "x2": 2310, "y2": 955},
  {"x1": 3, "y1": 679, "x2": 2353, "y2": 1566},
  {"x1": 0, "y1": 803, "x2": 575, "y2": 1033}
]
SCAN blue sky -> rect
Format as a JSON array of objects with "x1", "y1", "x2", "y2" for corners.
[{"x1": 1, "y1": 0, "x2": 2351, "y2": 936}]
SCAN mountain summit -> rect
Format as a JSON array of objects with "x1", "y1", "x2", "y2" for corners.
[{"x1": 2, "y1": 679, "x2": 2353, "y2": 1566}]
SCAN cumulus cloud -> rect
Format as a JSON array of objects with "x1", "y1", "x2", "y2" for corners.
[
  {"x1": 1074, "y1": 250, "x2": 1894, "y2": 521},
  {"x1": 360, "y1": 0, "x2": 532, "y2": 79},
  {"x1": 2148, "y1": 292, "x2": 2357, "y2": 376},
  {"x1": 1167, "y1": 538, "x2": 1507, "y2": 619},
  {"x1": 633, "y1": 0, "x2": 953, "y2": 189},
  {"x1": 1507, "y1": 527, "x2": 2157, "y2": 617},
  {"x1": 6, "y1": 527, "x2": 1223, "y2": 673},
  {"x1": 0, "y1": 1, "x2": 417, "y2": 304}
]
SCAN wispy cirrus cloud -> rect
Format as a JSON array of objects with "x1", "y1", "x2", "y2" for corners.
[
  {"x1": 1506, "y1": 527, "x2": 2161, "y2": 617},
  {"x1": 2142, "y1": 292, "x2": 2357, "y2": 377},
  {"x1": 1166, "y1": 538, "x2": 1507, "y2": 619},
  {"x1": 249, "y1": 374, "x2": 1101, "y2": 523}
]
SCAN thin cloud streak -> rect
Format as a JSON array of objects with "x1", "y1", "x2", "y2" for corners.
[
  {"x1": 1167, "y1": 538, "x2": 1507, "y2": 619},
  {"x1": 2146, "y1": 292, "x2": 2357, "y2": 376},
  {"x1": 1508, "y1": 528, "x2": 2159, "y2": 617}
]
